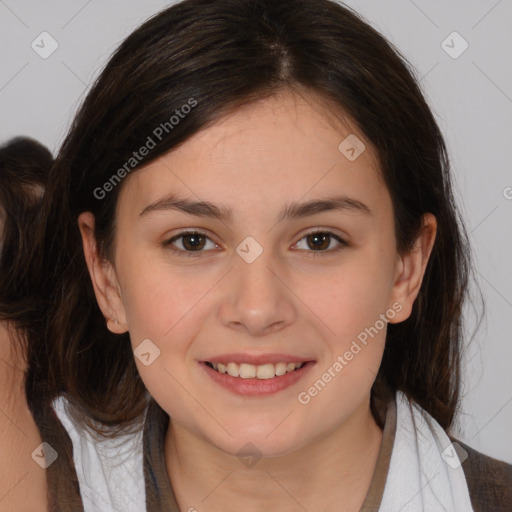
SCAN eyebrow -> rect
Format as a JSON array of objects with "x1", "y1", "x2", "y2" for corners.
[{"x1": 139, "y1": 193, "x2": 372, "y2": 222}]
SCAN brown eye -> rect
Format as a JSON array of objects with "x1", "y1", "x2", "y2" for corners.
[
  {"x1": 294, "y1": 230, "x2": 348, "y2": 256},
  {"x1": 180, "y1": 233, "x2": 207, "y2": 251},
  {"x1": 306, "y1": 232, "x2": 331, "y2": 250},
  {"x1": 164, "y1": 231, "x2": 217, "y2": 256}
]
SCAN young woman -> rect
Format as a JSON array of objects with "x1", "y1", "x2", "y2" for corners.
[
  {"x1": 30, "y1": 0, "x2": 512, "y2": 510},
  {"x1": 0, "y1": 137, "x2": 52, "y2": 512}
]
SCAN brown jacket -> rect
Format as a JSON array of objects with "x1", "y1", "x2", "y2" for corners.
[{"x1": 449, "y1": 437, "x2": 512, "y2": 512}]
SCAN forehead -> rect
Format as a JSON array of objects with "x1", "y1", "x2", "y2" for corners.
[
  {"x1": 164, "y1": 90, "x2": 379, "y2": 169},
  {"x1": 119, "y1": 89, "x2": 388, "y2": 219}
]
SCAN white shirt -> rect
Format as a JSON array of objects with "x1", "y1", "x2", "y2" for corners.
[{"x1": 52, "y1": 396, "x2": 146, "y2": 512}]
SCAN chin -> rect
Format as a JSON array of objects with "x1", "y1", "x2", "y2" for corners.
[{"x1": 206, "y1": 425, "x2": 305, "y2": 461}]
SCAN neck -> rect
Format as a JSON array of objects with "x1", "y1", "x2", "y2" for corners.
[
  {"x1": 165, "y1": 396, "x2": 383, "y2": 512},
  {"x1": 0, "y1": 320, "x2": 47, "y2": 512}
]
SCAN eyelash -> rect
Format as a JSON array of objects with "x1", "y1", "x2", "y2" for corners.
[{"x1": 163, "y1": 229, "x2": 349, "y2": 258}]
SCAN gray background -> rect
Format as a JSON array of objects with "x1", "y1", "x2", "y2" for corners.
[{"x1": 1, "y1": 0, "x2": 511, "y2": 462}]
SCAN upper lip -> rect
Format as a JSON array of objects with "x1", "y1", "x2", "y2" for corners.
[{"x1": 201, "y1": 353, "x2": 315, "y2": 365}]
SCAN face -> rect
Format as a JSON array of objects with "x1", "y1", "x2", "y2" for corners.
[{"x1": 80, "y1": 89, "x2": 435, "y2": 457}]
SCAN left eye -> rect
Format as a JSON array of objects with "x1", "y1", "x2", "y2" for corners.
[{"x1": 294, "y1": 230, "x2": 348, "y2": 255}]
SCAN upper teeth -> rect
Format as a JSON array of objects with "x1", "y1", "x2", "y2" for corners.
[{"x1": 212, "y1": 362, "x2": 304, "y2": 379}]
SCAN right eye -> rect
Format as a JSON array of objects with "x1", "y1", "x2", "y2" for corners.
[{"x1": 163, "y1": 230, "x2": 219, "y2": 257}]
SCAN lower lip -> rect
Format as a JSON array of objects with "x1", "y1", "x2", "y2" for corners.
[{"x1": 200, "y1": 362, "x2": 315, "y2": 396}]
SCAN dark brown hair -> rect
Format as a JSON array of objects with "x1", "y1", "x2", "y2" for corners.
[
  {"x1": 31, "y1": 0, "x2": 474, "y2": 433},
  {"x1": 0, "y1": 137, "x2": 52, "y2": 347}
]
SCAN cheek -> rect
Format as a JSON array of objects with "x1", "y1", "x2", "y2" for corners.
[
  {"x1": 307, "y1": 250, "x2": 395, "y2": 342},
  {"x1": 117, "y1": 253, "x2": 217, "y2": 395},
  {"x1": 295, "y1": 255, "x2": 391, "y2": 428},
  {"x1": 119, "y1": 252, "x2": 208, "y2": 343},
  {"x1": 119, "y1": 257, "x2": 208, "y2": 415}
]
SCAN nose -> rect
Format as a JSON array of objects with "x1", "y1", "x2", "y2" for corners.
[{"x1": 217, "y1": 247, "x2": 297, "y2": 337}]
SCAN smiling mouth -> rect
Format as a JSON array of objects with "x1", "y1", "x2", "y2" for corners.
[{"x1": 204, "y1": 361, "x2": 307, "y2": 379}]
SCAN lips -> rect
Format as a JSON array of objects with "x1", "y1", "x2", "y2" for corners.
[{"x1": 199, "y1": 354, "x2": 315, "y2": 396}]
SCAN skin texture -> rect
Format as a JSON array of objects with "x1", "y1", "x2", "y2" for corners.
[
  {"x1": 0, "y1": 322, "x2": 47, "y2": 512},
  {"x1": 80, "y1": 90, "x2": 437, "y2": 511}
]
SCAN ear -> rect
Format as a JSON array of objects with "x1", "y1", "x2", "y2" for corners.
[
  {"x1": 388, "y1": 213, "x2": 437, "y2": 323},
  {"x1": 77, "y1": 212, "x2": 128, "y2": 334}
]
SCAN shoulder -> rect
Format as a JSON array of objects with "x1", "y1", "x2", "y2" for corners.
[
  {"x1": 30, "y1": 395, "x2": 84, "y2": 510},
  {"x1": 449, "y1": 436, "x2": 512, "y2": 512},
  {"x1": 51, "y1": 395, "x2": 147, "y2": 511}
]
